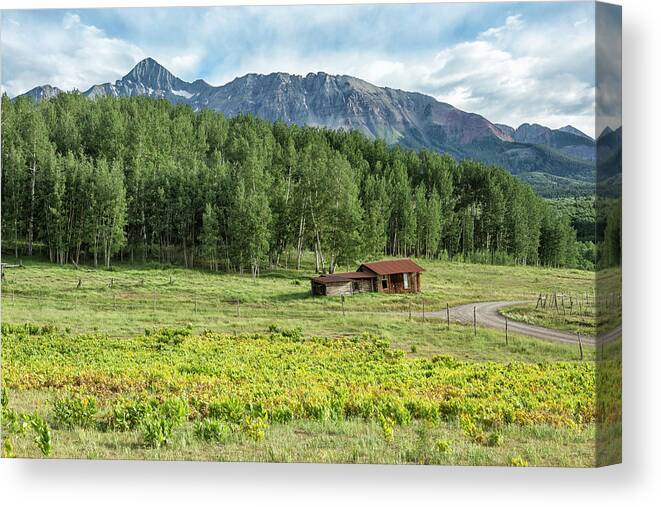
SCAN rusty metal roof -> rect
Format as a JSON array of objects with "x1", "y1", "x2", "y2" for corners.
[
  {"x1": 311, "y1": 271, "x2": 376, "y2": 284},
  {"x1": 340, "y1": 272, "x2": 377, "y2": 279},
  {"x1": 359, "y1": 259, "x2": 425, "y2": 275}
]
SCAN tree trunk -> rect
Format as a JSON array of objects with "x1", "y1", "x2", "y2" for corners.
[
  {"x1": 296, "y1": 215, "x2": 305, "y2": 270},
  {"x1": 27, "y1": 161, "x2": 37, "y2": 256}
]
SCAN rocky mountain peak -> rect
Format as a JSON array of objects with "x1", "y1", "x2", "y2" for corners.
[
  {"x1": 20, "y1": 84, "x2": 63, "y2": 101},
  {"x1": 122, "y1": 57, "x2": 179, "y2": 90}
]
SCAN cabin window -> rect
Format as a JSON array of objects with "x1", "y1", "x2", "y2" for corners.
[
  {"x1": 403, "y1": 273, "x2": 410, "y2": 289},
  {"x1": 381, "y1": 276, "x2": 388, "y2": 289}
]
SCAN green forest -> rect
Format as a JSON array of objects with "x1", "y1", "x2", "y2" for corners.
[{"x1": 1, "y1": 93, "x2": 596, "y2": 274}]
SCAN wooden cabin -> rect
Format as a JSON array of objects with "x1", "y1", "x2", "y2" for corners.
[{"x1": 311, "y1": 259, "x2": 424, "y2": 296}]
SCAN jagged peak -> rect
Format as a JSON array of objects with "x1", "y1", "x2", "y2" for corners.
[{"x1": 122, "y1": 57, "x2": 178, "y2": 87}]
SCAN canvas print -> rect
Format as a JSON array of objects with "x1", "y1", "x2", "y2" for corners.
[{"x1": 0, "y1": 1, "x2": 621, "y2": 466}]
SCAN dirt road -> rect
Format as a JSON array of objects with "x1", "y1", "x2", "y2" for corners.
[{"x1": 425, "y1": 301, "x2": 601, "y2": 345}]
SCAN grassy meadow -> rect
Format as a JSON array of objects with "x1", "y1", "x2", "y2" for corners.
[
  {"x1": 500, "y1": 302, "x2": 596, "y2": 337},
  {"x1": 1, "y1": 255, "x2": 601, "y2": 465},
  {"x1": 1, "y1": 255, "x2": 595, "y2": 361}
]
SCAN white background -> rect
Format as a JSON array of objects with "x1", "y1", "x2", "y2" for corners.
[{"x1": 1, "y1": 1, "x2": 658, "y2": 505}]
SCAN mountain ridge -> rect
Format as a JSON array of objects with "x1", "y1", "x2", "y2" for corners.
[{"x1": 16, "y1": 57, "x2": 596, "y2": 196}]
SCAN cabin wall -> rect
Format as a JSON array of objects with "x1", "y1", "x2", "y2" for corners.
[
  {"x1": 382, "y1": 272, "x2": 421, "y2": 294},
  {"x1": 311, "y1": 281, "x2": 326, "y2": 296},
  {"x1": 351, "y1": 278, "x2": 375, "y2": 293},
  {"x1": 324, "y1": 281, "x2": 353, "y2": 296}
]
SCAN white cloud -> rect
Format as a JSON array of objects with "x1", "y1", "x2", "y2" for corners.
[
  {"x1": 479, "y1": 14, "x2": 523, "y2": 39},
  {"x1": 2, "y1": 8, "x2": 597, "y2": 136},
  {"x1": 206, "y1": 11, "x2": 596, "y2": 136},
  {"x1": 1, "y1": 13, "x2": 145, "y2": 95}
]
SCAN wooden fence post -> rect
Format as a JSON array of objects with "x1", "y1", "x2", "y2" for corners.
[
  {"x1": 408, "y1": 300, "x2": 412, "y2": 321},
  {"x1": 422, "y1": 300, "x2": 425, "y2": 322},
  {"x1": 577, "y1": 332, "x2": 584, "y2": 361},
  {"x1": 505, "y1": 317, "x2": 508, "y2": 345},
  {"x1": 473, "y1": 306, "x2": 477, "y2": 337},
  {"x1": 341, "y1": 295, "x2": 346, "y2": 317},
  {"x1": 236, "y1": 299, "x2": 240, "y2": 317},
  {"x1": 446, "y1": 303, "x2": 450, "y2": 330}
]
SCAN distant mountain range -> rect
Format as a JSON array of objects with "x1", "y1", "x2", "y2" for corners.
[{"x1": 18, "y1": 57, "x2": 600, "y2": 197}]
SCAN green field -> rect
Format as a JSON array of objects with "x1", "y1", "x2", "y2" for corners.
[
  {"x1": 1, "y1": 256, "x2": 595, "y2": 362},
  {"x1": 2, "y1": 324, "x2": 598, "y2": 466},
  {"x1": 1, "y1": 256, "x2": 600, "y2": 465}
]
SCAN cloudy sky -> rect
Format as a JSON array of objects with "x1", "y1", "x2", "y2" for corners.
[{"x1": 2, "y1": 2, "x2": 598, "y2": 136}]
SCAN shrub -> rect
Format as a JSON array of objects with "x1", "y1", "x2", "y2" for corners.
[
  {"x1": 105, "y1": 398, "x2": 152, "y2": 431},
  {"x1": 194, "y1": 418, "x2": 232, "y2": 443},
  {"x1": 208, "y1": 398, "x2": 244, "y2": 425},
  {"x1": 141, "y1": 414, "x2": 176, "y2": 449},
  {"x1": 376, "y1": 396, "x2": 411, "y2": 426},
  {"x1": 159, "y1": 398, "x2": 188, "y2": 425},
  {"x1": 435, "y1": 439, "x2": 451, "y2": 454},
  {"x1": 509, "y1": 455, "x2": 529, "y2": 467},
  {"x1": 267, "y1": 324, "x2": 303, "y2": 340},
  {"x1": 243, "y1": 414, "x2": 268, "y2": 442},
  {"x1": 405, "y1": 399, "x2": 439, "y2": 423},
  {"x1": 270, "y1": 405, "x2": 294, "y2": 424},
  {"x1": 52, "y1": 395, "x2": 97, "y2": 430},
  {"x1": 487, "y1": 431, "x2": 503, "y2": 447},
  {"x1": 380, "y1": 415, "x2": 395, "y2": 443},
  {"x1": 460, "y1": 415, "x2": 485, "y2": 445},
  {"x1": 302, "y1": 396, "x2": 331, "y2": 422},
  {"x1": 152, "y1": 327, "x2": 192, "y2": 346}
]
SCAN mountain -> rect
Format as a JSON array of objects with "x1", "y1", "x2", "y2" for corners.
[
  {"x1": 21, "y1": 84, "x2": 63, "y2": 102},
  {"x1": 509, "y1": 123, "x2": 595, "y2": 162},
  {"x1": 597, "y1": 126, "x2": 622, "y2": 198},
  {"x1": 559, "y1": 125, "x2": 593, "y2": 141},
  {"x1": 17, "y1": 57, "x2": 596, "y2": 197}
]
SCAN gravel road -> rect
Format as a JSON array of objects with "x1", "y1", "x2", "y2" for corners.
[{"x1": 424, "y1": 300, "x2": 609, "y2": 346}]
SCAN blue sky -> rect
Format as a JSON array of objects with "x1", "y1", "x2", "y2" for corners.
[{"x1": 1, "y1": 2, "x2": 599, "y2": 135}]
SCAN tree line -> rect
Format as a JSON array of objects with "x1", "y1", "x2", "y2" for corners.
[{"x1": 1, "y1": 93, "x2": 591, "y2": 274}]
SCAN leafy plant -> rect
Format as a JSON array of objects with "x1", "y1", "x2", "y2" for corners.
[
  {"x1": 460, "y1": 415, "x2": 486, "y2": 445},
  {"x1": 141, "y1": 414, "x2": 176, "y2": 449},
  {"x1": 509, "y1": 455, "x2": 529, "y2": 467},
  {"x1": 158, "y1": 398, "x2": 188, "y2": 425},
  {"x1": 194, "y1": 418, "x2": 232, "y2": 443},
  {"x1": 379, "y1": 415, "x2": 395, "y2": 444},
  {"x1": 104, "y1": 398, "x2": 152, "y2": 431},
  {"x1": 52, "y1": 395, "x2": 97, "y2": 430},
  {"x1": 487, "y1": 431, "x2": 503, "y2": 447},
  {"x1": 3, "y1": 437, "x2": 15, "y2": 458},
  {"x1": 435, "y1": 439, "x2": 451, "y2": 454},
  {"x1": 242, "y1": 414, "x2": 268, "y2": 442},
  {"x1": 270, "y1": 405, "x2": 294, "y2": 424},
  {"x1": 29, "y1": 414, "x2": 53, "y2": 457},
  {"x1": 209, "y1": 398, "x2": 244, "y2": 425}
]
